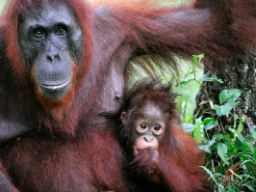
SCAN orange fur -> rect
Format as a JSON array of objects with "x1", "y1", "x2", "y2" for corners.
[
  {"x1": 31, "y1": 62, "x2": 77, "y2": 120},
  {"x1": 121, "y1": 80, "x2": 209, "y2": 191},
  {"x1": 3, "y1": 0, "x2": 94, "y2": 113},
  {"x1": 0, "y1": 0, "x2": 255, "y2": 191}
]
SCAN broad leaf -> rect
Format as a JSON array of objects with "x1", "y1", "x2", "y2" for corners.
[
  {"x1": 217, "y1": 143, "x2": 229, "y2": 165},
  {"x1": 219, "y1": 89, "x2": 242, "y2": 105}
]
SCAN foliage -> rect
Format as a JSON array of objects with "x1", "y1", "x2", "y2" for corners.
[
  {"x1": 176, "y1": 55, "x2": 256, "y2": 191},
  {"x1": 174, "y1": 55, "x2": 204, "y2": 124}
]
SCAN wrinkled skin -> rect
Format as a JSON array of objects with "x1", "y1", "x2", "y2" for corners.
[{"x1": 19, "y1": 2, "x2": 83, "y2": 100}]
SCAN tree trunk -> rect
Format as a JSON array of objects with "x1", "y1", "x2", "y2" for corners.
[{"x1": 194, "y1": 53, "x2": 256, "y2": 136}]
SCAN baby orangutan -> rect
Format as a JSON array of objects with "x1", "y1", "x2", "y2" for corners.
[{"x1": 120, "y1": 80, "x2": 209, "y2": 192}]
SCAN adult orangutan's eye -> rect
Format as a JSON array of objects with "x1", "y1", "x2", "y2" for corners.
[
  {"x1": 33, "y1": 28, "x2": 46, "y2": 38},
  {"x1": 54, "y1": 25, "x2": 67, "y2": 35}
]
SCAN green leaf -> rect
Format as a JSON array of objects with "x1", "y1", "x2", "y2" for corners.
[
  {"x1": 213, "y1": 100, "x2": 240, "y2": 116},
  {"x1": 179, "y1": 79, "x2": 195, "y2": 85},
  {"x1": 247, "y1": 143, "x2": 256, "y2": 162},
  {"x1": 237, "y1": 117, "x2": 244, "y2": 133},
  {"x1": 217, "y1": 143, "x2": 229, "y2": 165},
  {"x1": 199, "y1": 138, "x2": 216, "y2": 153},
  {"x1": 203, "y1": 117, "x2": 219, "y2": 130},
  {"x1": 200, "y1": 166, "x2": 224, "y2": 189},
  {"x1": 233, "y1": 114, "x2": 244, "y2": 132},
  {"x1": 250, "y1": 129, "x2": 256, "y2": 139},
  {"x1": 213, "y1": 89, "x2": 242, "y2": 116},
  {"x1": 236, "y1": 131, "x2": 245, "y2": 142},
  {"x1": 191, "y1": 54, "x2": 204, "y2": 63},
  {"x1": 218, "y1": 89, "x2": 243, "y2": 104},
  {"x1": 214, "y1": 134, "x2": 224, "y2": 141},
  {"x1": 199, "y1": 72, "x2": 223, "y2": 83},
  {"x1": 193, "y1": 117, "x2": 205, "y2": 144},
  {"x1": 240, "y1": 154, "x2": 256, "y2": 177},
  {"x1": 243, "y1": 184, "x2": 256, "y2": 192},
  {"x1": 213, "y1": 104, "x2": 221, "y2": 116}
]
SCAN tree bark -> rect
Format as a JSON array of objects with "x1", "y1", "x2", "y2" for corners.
[{"x1": 194, "y1": 53, "x2": 256, "y2": 136}]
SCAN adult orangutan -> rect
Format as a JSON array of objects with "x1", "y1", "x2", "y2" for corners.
[{"x1": 0, "y1": 0, "x2": 255, "y2": 191}]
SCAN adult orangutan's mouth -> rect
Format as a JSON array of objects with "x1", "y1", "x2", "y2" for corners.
[{"x1": 39, "y1": 79, "x2": 71, "y2": 90}]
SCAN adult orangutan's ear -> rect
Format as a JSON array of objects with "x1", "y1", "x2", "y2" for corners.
[{"x1": 120, "y1": 111, "x2": 127, "y2": 123}]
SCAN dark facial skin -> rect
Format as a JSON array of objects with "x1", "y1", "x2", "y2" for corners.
[
  {"x1": 18, "y1": 2, "x2": 83, "y2": 100},
  {"x1": 121, "y1": 102, "x2": 166, "y2": 155}
]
